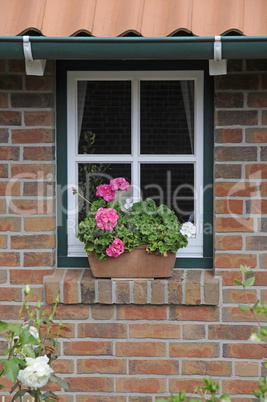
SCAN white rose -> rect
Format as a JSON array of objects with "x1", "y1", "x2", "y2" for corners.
[
  {"x1": 180, "y1": 222, "x2": 196, "y2": 238},
  {"x1": 17, "y1": 355, "x2": 54, "y2": 389}
]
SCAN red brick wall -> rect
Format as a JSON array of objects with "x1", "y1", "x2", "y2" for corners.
[{"x1": 0, "y1": 59, "x2": 266, "y2": 401}]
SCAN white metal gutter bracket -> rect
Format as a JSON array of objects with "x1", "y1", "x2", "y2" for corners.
[
  {"x1": 209, "y1": 36, "x2": 227, "y2": 75},
  {"x1": 23, "y1": 36, "x2": 46, "y2": 76}
]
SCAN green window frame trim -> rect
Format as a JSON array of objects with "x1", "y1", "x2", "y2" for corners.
[{"x1": 56, "y1": 60, "x2": 214, "y2": 269}]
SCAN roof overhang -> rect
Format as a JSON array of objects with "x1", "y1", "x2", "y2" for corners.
[{"x1": 1, "y1": 35, "x2": 267, "y2": 60}]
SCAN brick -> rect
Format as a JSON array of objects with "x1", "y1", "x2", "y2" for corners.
[
  {"x1": 215, "y1": 74, "x2": 259, "y2": 90},
  {"x1": 224, "y1": 343, "x2": 267, "y2": 359},
  {"x1": 216, "y1": 270, "x2": 241, "y2": 286},
  {"x1": 10, "y1": 200, "x2": 54, "y2": 214},
  {"x1": 246, "y1": 128, "x2": 267, "y2": 142},
  {"x1": 115, "y1": 280, "x2": 130, "y2": 304},
  {"x1": 215, "y1": 146, "x2": 257, "y2": 161},
  {"x1": 63, "y1": 268, "x2": 82, "y2": 304},
  {"x1": 223, "y1": 380, "x2": 259, "y2": 395},
  {"x1": 259, "y1": 254, "x2": 267, "y2": 268},
  {"x1": 24, "y1": 251, "x2": 55, "y2": 267},
  {"x1": 0, "y1": 199, "x2": 6, "y2": 213},
  {"x1": 215, "y1": 218, "x2": 254, "y2": 232},
  {"x1": 215, "y1": 92, "x2": 243, "y2": 108},
  {"x1": 169, "y1": 378, "x2": 204, "y2": 394},
  {"x1": 215, "y1": 235, "x2": 243, "y2": 250},
  {"x1": 169, "y1": 342, "x2": 219, "y2": 357},
  {"x1": 129, "y1": 323, "x2": 180, "y2": 339},
  {"x1": 0, "y1": 128, "x2": 9, "y2": 142},
  {"x1": 0, "y1": 181, "x2": 20, "y2": 196},
  {"x1": 77, "y1": 397, "x2": 125, "y2": 402},
  {"x1": 215, "y1": 128, "x2": 242, "y2": 143},
  {"x1": 77, "y1": 358, "x2": 127, "y2": 374},
  {"x1": 214, "y1": 253, "x2": 257, "y2": 268},
  {"x1": 214, "y1": 199, "x2": 243, "y2": 214},
  {"x1": 235, "y1": 362, "x2": 259, "y2": 377},
  {"x1": 23, "y1": 146, "x2": 55, "y2": 161},
  {"x1": 169, "y1": 306, "x2": 219, "y2": 321},
  {"x1": 23, "y1": 181, "x2": 55, "y2": 196},
  {"x1": 182, "y1": 360, "x2": 232, "y2": 376},
  {"x1": 182, "y1": 324, "x2": 205, "y2": 339},
  {"x1": 78, "y1": 323, "x2": 127, "y2": 338},
  {"x1": 129, "y1": 359, "x2": 179, "y2": 375},
  {"x1": 8, "y1": 60, "x2": 25, "y2": 72},
  {"x1": 0, "y1": 111, "x2": 21, "y2": 126},
  {"x1": 262, "y1": 110, "x2": 267, "y2": 125},
  {"x1": 129, "y1": 397, "x2": 151, "y2": 402},
  {"x1": 12, "y1": 128, "x2": 55, "y2": 143},
  {"x1": 117, "y1": 305, "x2": 167, "y2": 320},
  {"x1": 0, "y1": 217, "x2": 21, "y2": 231},
  {"x1": 11, "y1": 164, "x2": 55, "y2": 179},
  {"x1": 23, "y1": 286, "x2": 44, "y2": 302},
  {"x1": 81, "y1": 269, "x2": 96, "y2": 304},
  {"x1": 10, "y1": 269, "x2": 54, "y2": 284},
  {"x1": 0, "y1": 93, "x2": 8, "y2": 108},
  {"x1": 24, "y1": 111, "x2": 55, "y2": 126},
  {"x1": 168, "y1": 270, "x2": 183, "y2": 304},
  {"x1": 222, "y1": 306, "x2": 265, "y2": 322},
  {"x1": 0, "y1": 75, "x2": 22, "y2": 90},
  {"x1": 0, "y1": 164, "x2": 8, "y2": 178},
  {"x1": 204, "y1": 271, "x2": 220, "y2": 305},
  {"x1": 0, "y1": 60, "x2": 5, "y2": 72},
  {"x1": 0, "y1": 252, "x2": 19, "y2": 266},
  {"x1": 11, "y1": 234, "x2": 56, "y2": 249},
  {"x1": 0, "y1": 287, "x2": 21, "y2": 301},
  {"x1": 246, "y1": 163, "x2": 267, "y2": 178},
  {"x1": 248, "y1": 92, "x2": 267, "y2": 107},
  {"x1": 25, "y1": 76, "x2": 54, "y2": 90},
  {"x1": 116, "y1": 378, "x2": 166, "y2": 394},
  {"x1": 64, "y1": 341, "x2": 113, "y2": 356},
  {"x1": 215, "y1": 110, "x2": 258, "y2": 126},
  {"x1": 215, "y1": 164, "x2": 242, "y2": 179},
  {"x1": 208, "y1": 324, "x2": 257, "y2": 340},
  {"x1": 24, "y1": 217, "x2": 56, "y2": 231},
  {"x1": 185, "y1": 270, "x2": 201, "y2": 305},
  {"x1": 91, "y1": 305, "x2": 114, "y2": 320},
  {"x1": 246, "y1": 199, "x2": 267, "y2": 214},
  {"x1": 66, "y1": 377, "x2": 113, "y2": 392},
  {"x1": 11, "y1": 93, "x2": 54, "y2": 108},
  {"x1": 246, "y1": 236, "x2": 267, "y2": 250},
  {"x1": 247, "y1": 60, "x2": 267, "y2": 71},
  {"x1": 0, "y1": 235, "x2": 7, "y2": 248},
  {"x1": 0, "y1": 305, "x2": 21, "y2": 319},
  {"x1": 116, "y1": 342, "x2": 166, "y2": 357},
  {"x1": 98, "y1": 280, "x2": 112, "y2": 304},
  {"x1": 215, "y1": 181, "x2": 257, "y2": 197},
  {"x1": 261, "y1": 146, "x2": 267, "y2": 160},
  {"x1": 151, "y1": 280, "x2": 165, "y2": 304},
  {"x1": 51, "y1": 359, "x2": 74, "y2": 374},
  {"x1": 223, "y1": 289, "x2": 257, "y2": 304},
  {"x1": 262, "y1": 182, "x2": 267, "y2": 196},
  {"x1": 45, "y1": 304, "x2": 89, "y2": 320},
  {"x1": 45, "y1": 269, "x2": 63, "y2": 303},
  {"x1": 133, "y1": 280, "x2": 148, "y2": 304}
]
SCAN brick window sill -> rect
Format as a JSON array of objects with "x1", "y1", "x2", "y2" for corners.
[{"x1": 45, "y1": 269, "x2": 220, "y2": 306}]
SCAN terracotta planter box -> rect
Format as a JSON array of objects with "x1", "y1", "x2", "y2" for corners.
[{"x1": 88, "y1": 246, "x2": 176, "y2": 278}]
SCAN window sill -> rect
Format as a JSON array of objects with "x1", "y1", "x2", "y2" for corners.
[{"x1": 45, "y1": 269, "x2": 220, "y2": 306}]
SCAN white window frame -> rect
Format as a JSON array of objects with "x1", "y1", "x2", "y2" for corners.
[{"x1": 67, "y1": 71, "x2": 204, "y2": 258}]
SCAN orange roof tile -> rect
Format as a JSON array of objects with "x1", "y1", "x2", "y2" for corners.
[{"x1": 0, "y1": 0, "x2": 267, "y2": 37}]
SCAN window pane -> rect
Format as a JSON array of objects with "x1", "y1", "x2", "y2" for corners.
[
  {"x1": 141, "y1": 164, "x2": 194, "y2": 223},
  {"x1": 78, "y1": 163, "x2": 131, "y2": 221},
  {"x1": 140, "y1": 81, "x2": 194, "y2": 154},
  {"x1": 78, "y1": 81, "x2": 131, "y2": 154}
]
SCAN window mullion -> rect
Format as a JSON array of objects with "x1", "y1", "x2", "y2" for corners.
[{"x1": 132, "y1": 78, "x2": 140, "y2": 201}]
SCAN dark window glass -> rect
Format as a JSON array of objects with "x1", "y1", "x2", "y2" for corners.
[
  {"x1": 140, "y1": 81, "x2": 194, "y2": 154},
  {"x1": 78, "y1": 81, "x2": 131, "y2": 154},
  {"x1": 141, "y1": 163, "x2": 194, "y2": 222},
  {"x1": 78, "y1": 163, "x2": 131, "y2": 221}
]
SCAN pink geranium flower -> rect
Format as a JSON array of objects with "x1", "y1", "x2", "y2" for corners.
[
  {"x1": 110, "y1": 177, "x2": 129, "y2": 192},
  {"x1": 96, "y1": 184, "x2": 116, "y2": 202},
  {"x1": 106, "y1": 238, "x2": 125, "y2": 257},
  {"x1": 95, "y1": 207, "x2": 119, "y2": 231}
]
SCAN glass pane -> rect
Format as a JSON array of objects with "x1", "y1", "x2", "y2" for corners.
[
  {"x1": 78, "y1": 163, "x2": 131, "y2": 222},
  {"x1": 78, "y1": 81, "x2": 131, "y2": 154},
  {"x1": 140, "y1": 81, "x2": 194, "y2": 154},
  {"x1": 141, "y1": 164, "x2": 194, "y2": 223}
]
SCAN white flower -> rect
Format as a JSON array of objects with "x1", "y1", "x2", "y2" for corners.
[
  {"x1": 17, "y1": 355, "x2": 54, "y2": 389},
  {"x1": 248, "y1": 333, "x2": 262, "y2": 342},
  {"x1": 124, "y1": 198, "x2": 133, "y2": 210},
  {"x1": 180, "y1": 222, "x2": 196, "y2": 238}
]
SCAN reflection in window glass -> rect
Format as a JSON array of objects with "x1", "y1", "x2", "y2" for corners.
[
  {"x1": 78, "y1": 81, "x2": 131, "y2": 155},
  {"x1": 140, "y1": 81, "x2": 194, "y2": 155},
  {"x1": 141, "y1": 164, "x2": 194, "y2": 223}
]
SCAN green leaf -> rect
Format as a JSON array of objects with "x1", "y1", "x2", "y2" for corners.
[
  {"x1": 0, "y1": 321, "x2": 8, "y2": 331},
  {"x1": 239, "y1": 304, "x2": 250, "y2": 311},
  {"x1": 4, "y1": 359, "x2": 19, "y2": 383},
  {"x1": 50, "y1": 374, "x2": 70, "y2": 390},
  {"x1": 12, "y1": 389, "x2": 29, "y2": 402},
  {"x1": 251, "y1": 300, "x2": 260, "y2": 310},
  {"x1": 10, "y1": 381, "x2": 19, "y2": 394},
  {"x1": 234, "y1": 279, "x2": 244, "y2": 287},
  {"x1": 23, "y1": 345, "x2": 36, "y2": 358},
  {"x1": 244, "y1": 276, "x2": 255, "y2": 287}
]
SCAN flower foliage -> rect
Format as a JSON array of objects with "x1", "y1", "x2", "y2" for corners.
[
  {"x1": 0, "y1": 286, "x2": 69, "y2": 402},
  {"x1": 74, "y1": 177, "x2": 194, "y2": 260}
]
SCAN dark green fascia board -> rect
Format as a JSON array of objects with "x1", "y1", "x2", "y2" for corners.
[{"x1": 1, "y1": 35, "x2": 267, "y2": 60}]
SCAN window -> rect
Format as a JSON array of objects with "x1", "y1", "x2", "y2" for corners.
[{"x1": 57, "y1": 61, "x2": 213, "y2": 268}]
